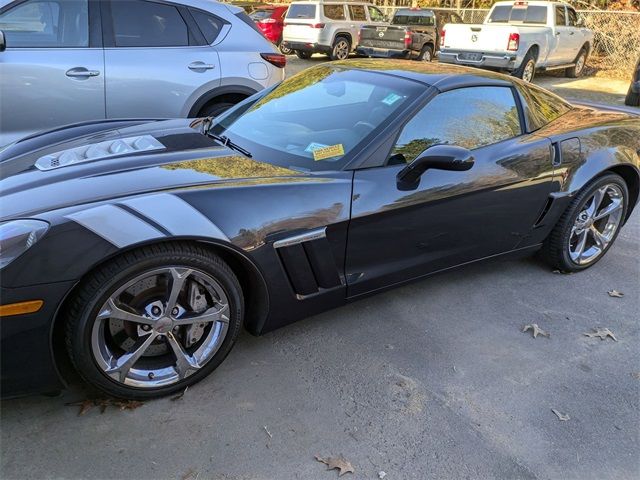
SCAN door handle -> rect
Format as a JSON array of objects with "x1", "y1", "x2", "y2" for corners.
[
  {"x1": 569, "y1": 31, "x2": 575, "y2": 35},
  {"x1": 66, "y1": 68, "x2": 100, "y2": 78},
  {"x1": 188, "y1": 62, "x2": 216, "y2": 71}
]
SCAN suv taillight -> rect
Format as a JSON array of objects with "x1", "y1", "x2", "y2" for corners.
[
  {"x1": 507, "y1": 33, "x2": 520, "y2": 51},
  {"x1": 440, "y1": 28, "x2": 446, "y2": 46},
  {"x1": 261, "y1": 53, "x2": 286, "y2": 68},
  {"x1": 404, "y1": 31, "x2": 412, "y2": 48},
  {"x1": 311, "y1": 23, "x2": 325, "y2": 29}
]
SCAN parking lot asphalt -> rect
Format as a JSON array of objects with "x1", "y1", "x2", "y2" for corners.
[{"x1": 1, "y1": 58, "x2": 639, "y2": 480}]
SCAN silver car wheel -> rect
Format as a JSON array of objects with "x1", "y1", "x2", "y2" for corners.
[
  {"x1": 522, "y1": 60, "x2": 535, "y2": 82},
  {"x1": 575, "y1": 53, "x2": 586, "y2": 75},
  {"x1": 91, "y1": 267, "x2": 230, "y2": 388},
  {"x1": 333, "y1": 39, "x2": 350, "y2": 60},
  {"x1": 569, "y1": 184, "x2": 625, "y2": 265}
]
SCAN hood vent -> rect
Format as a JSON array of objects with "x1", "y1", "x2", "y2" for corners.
[{"x1": 35, "y1": 135, "x2": 165, "y2": 171}]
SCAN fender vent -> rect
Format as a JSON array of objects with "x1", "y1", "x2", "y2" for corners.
[{"x1": 35, "y1": 135, "x2": 165, "y2": 171}]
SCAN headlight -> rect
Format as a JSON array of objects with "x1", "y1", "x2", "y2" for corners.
[{"x1": 0, "y1": 220, "x2": 49, "y2": 269}]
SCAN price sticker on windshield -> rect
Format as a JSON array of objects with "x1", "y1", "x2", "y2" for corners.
[{"x1": 312, "y1": 144, "x2": 345, "y2": 161}]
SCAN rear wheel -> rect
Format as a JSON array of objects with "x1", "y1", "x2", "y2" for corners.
[
  {"x1": 514, "y1": 50, "x2": 536, "y2": 82},
  {"x1": 295, "y1": 50, "x2": 312, "y2": 59},
  {"x1": 199, "y1": 102, "x2": 235, "y2": 118},
  {"x1": 565, "y1": 48, "x2": 587, "y2": 78},
  {"x1": 330, "y1": 36, "x2": 351, "y2": 61},
  {"x1": 418, "y1": 44, "x2": 434, "y2": 62},
  {"x1": 65, "y1": 243, "x2": 243, "y2": 400},
  {"x1": 625, "y1": 84, "x2": 640, "y2": 107},
  {"x1": 541, "y1": 173, "x2": 628, "y2": 272}
]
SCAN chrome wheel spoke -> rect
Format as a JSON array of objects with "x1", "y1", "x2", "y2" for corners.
[
  {"x1": 594, "y1": 199, "x2": 622, "y2": 220},
  {"x1": 174, "y1": 303, "x2": 229, "y2": 326},
  {"x1": 589, "y1": 226, "x2": 607, "y2": 249},
  {"x1": 106, "y1": 332, "x2": 157, "y2": 382},
  {"x1": 586, "y1": 187, "x2": 606, "y2": 218},
  {"x1": 570, "y1": 230, "x2": 588, "y2": 261},
  {"x1": 98, "y1": 298, "x2": 154, "y2": 326},
  {"x1": 166, "y1": 332, "x2": 201, "y2": 378},
  {"x1": 166, "y1": 267, "x2": 193, "y2": 311}
]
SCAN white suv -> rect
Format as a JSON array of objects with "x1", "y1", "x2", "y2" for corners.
[{"x1": 282, "y1": 1, "x2": 387, "y2": 60}]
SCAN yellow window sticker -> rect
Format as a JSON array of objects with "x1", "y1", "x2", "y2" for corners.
[{"x1": 312, "y1": 144, "x2": 345, "y2": 161}]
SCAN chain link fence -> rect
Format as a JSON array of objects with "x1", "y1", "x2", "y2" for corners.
[{"x1": 375, "y1": 5, "x2": 640, "y2": 74}]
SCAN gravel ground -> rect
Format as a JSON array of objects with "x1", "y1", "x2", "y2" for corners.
[{"x1": 1, "y1": 56, "x2": 638, "y2": 480}]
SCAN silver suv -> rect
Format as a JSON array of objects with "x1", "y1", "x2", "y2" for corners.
[
  {"x1": 282, "y1": 1, "x2": 387, "y2": 60},
  {"x1": 0, "y1": 0, "x2": 285, "y2": 146}
]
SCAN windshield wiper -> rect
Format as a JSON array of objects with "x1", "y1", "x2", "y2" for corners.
[{"x1": 200, "y1": 118, "x2": 252, "y2": 158}]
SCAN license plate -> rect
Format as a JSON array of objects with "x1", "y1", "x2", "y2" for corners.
[{"x1": 459, "y1": 52, "x2": 483, "y2": 61}]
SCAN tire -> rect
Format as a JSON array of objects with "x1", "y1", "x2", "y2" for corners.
[
  {"x1": 565, "y1": 48, "x2": 587, "y2": 78},
  {"x1": 295, "y1": 50, "x2": 312, "y2": 59},
  {"x1": 418, "y1": 44, "x2": 434, "y2": 62},
  {"x1": 199, "y1": 102, "x2": 235, "y2": 118},
  {"x1": 513, "y1": 50, "x2": 536, "y2": 82},
  {"x1": 329, "y1": 36, "x2": 351, "y2": 61},
  {"x1": 625, "y1": 84, "x2": 640, "y2": 107},
  {"x1": 279, "y1": 42, "x2": 293, "y2": 55},
  {"x1": 541, "y1": 173, "x2": 628, "y2": 273},
  {"x1": 65, "y1": 242, "x2": 244, "y2": 400}
]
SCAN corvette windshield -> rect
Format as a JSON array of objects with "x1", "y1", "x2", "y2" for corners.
[{"x1": 209, "y1": 67, "x2": 422, "y2": 171}]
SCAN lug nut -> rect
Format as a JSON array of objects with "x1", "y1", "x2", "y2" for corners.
[
  {"x1": 142, "y1": 325, "x2": 151, "y2": 331},
  {"x1": 172, "y1": 307, "x2": 179, "y2": 316},
  {"x1": 148, "y1": 372, "x2": 155, "y2": 379},
  {"x1": 151, "y1": 306, "x2": 161, "y2": 316}
]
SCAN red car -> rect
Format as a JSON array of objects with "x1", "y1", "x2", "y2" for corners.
[{"x1": 250, "y1": 5, "x2": 292, "y2": 54}]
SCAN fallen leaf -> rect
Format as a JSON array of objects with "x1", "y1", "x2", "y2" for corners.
[
  {"x1": 378, "y1": 471, "x2": 387, "y2": 479},
  {"x1": 522, "y1": 324, "x2": 550, "y2": 339},
  {"x1": 315, "y1": 455, "x2": 355, "y2": 477},
  {"x1": 584, "y1": 328, "x2": 618, "y2": 341},
  {"x1": 552, "y1": 408, "x2": 570, "y2": 421},
  {"x1": 607, "y1": 290, "x2": 624, "y2": 298},
  {"x1": 171, "y1": 386, "x2": 188, "y2": 401},
  {"x1": 65, "y1": 398, "x2": 144, "y2": 415}
]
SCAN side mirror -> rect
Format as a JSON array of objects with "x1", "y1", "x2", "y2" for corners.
[
  {"x1": 396, "y1": 144, "x2": 474, "y2": 190},
  {"x1": 0, "y1": 31, "x2": 6, "y2": 52}
]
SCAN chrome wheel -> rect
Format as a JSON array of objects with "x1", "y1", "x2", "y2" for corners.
[
  {"x1": 568, "y1": 184, "x2": 624, "y2": 265},
  {"x1": 575, "y1": 53, "x2": 585, "y2": 75},
  {"x1": 522, "y1": 60, "x2": 535, "y2": 82},
  {"x1": 333, "y1": 39, "x2": 350, "y2": 60},
  {"x1": 91, "y1": 267, "x2": 230, "y2": 388}
]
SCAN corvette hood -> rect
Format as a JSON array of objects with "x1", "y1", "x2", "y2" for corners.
[{"x1": 0, "y1": 119, "x2": 305, "y2": 220}]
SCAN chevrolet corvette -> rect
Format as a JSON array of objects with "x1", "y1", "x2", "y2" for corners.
[{"x1": 1, "y1": 60, "x2": 638, "y2": 399}]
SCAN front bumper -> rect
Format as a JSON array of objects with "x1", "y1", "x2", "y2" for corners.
[
  {"x1": 282, "y1": 41, "x2": 331, "y2": 55},
  {"x1": 1, "y1": 281, "x2": 75, "y2": 398},
  {"x1": 356, "y1": 46, "x2": 411, "y2": 59},
  {"x1": 439, "y1": 50, "x2": 517, "y2": 70}
]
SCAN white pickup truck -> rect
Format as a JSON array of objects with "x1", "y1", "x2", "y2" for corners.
[{"x1": 439, "y1": 1, "x2": 593, "y2": 82}]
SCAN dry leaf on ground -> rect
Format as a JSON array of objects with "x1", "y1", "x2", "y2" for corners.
[
  {"x1": 607, "y1": 290, "x2": 624, "y2": 298},
  {"x1": 66, "y1": 398, "x2": 144, "y2": 416},
  {"x1": 522, "y1": 324, "x2": 550, "y2": 338},
  {"x1": 584, "y1": 328, "x2": 618, "y2": 341},
  {"x1": 552, "y1": 408, "x2": 570, "y2": 421},
  {"x1": 315, "y1": 455, "x2": 355, "y2": 476}
]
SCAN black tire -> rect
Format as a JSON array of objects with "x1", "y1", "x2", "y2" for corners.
[
  {"x1": 513, "y1": 49, "x2": 536, "y2": 82},
  {"x1": 540, "y1": 173, "x2": 629, "y2": 273},
  {"x1": 199, "y1": 102, "x2": 235, "y2": 118},
  {"x1": 295, "y1": 50, "x2": 312, "y2": 59},
  {"x1": 65, "y1": 242, "x2": 244, "y2": 400},
  {"x1": 279, "y1": 42, "x2": 293, "y2": 55},
  {"x1": 565, "y1": 48, "x2": 587, "y2": 78},
  {"x1": 418, "y1": 44, "x2": 434, "y2": 62},
  {"x1": 625, "y1": 84, "x2": 640, "y2": 107},
  {"x1": 329, "y1": 36, "x2": 351, "y2": 61}
]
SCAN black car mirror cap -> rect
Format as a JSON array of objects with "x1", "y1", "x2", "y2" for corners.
[
  {"x1": 0, "y1": 31, "x2": 6, "y2": 52},
  {"x1": 396, "y1": 144, "x2": 474, "y2": 189}
]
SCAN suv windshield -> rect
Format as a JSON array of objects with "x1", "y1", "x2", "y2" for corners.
[
  {"x1": 210, "y1": 67, "x2": 422, "y2": 171},
  {"x1": 488, "y1": 5, "x2": 547, "y2": 24},
  {"x1": 286, "y1": 4, "x2": 316, "y2": 19}
]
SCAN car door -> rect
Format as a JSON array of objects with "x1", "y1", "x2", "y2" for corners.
[
  {"x1": 551, "y1": 4, "x2": 573, "y2": 64},
  {"x1": 0, "y1": 0, "x2": 104, "y2": 146},
  {"x1": 345, "y1": 85, "x2": 556, "y2": 297},
  {"x1": 565, "y1": 6, "x2": 585, "y2": 59},
  {"x1": 347, "y1": 3, "x2": 366, "y2": 47},
  {"x1": 101, "y1": 0, "x2": 221, "y2": 119}
]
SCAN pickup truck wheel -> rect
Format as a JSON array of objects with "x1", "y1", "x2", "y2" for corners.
[
  {"x1": 514, "y1": 51, "x2": 536, "y2": 82},
  {"x1": 625, "y1": 85, "x2": 640, "y2": 107},
  {"x1": 565, "y1": 49, "x2": 587, "y2": 78},
  {"x1": 295, "y1": 50, "x2": 312, "y2": 59},
  {"x1": 330, "y1": 37, "x2": 351, "y2": 61},
  {"x1": 278, "y1": 40, "x2": 292, "y2": 55},
  {"x1": 418, "y1": 44, "x2": 434, "y2": 62}
]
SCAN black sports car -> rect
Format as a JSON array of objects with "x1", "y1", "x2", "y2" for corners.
[{"x1": 1, "y1": 61, "x2": 639, "y2": 399}]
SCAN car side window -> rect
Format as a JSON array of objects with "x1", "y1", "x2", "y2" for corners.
[
  {"x1": 567, "y1": 8, "x2": 578, "y2": 27},
  {"x1": 390, "y1": 87, "x2": 521, "y2": 164},
  {"x1": 189, "y1": 8, "x2": 225, "y2": 44},
  {"x1": 110, "y1": 0, "x2": 189, "y2": 47},
  {"x1": 348, "y1": 5, "x2": 366, "y2": 22},
  {"x1": 515, "y1": 82, "x2": 571, "y2": 131},
  {"x1": 0, "y1": 0, "x2": 88, "y2": 48},
  {"x1": 323, "y1": 4, "x2": 346, "y2": 21},
  {"x1": 555, "y1": 6, "x2": 566, "y2": 26},
  {"x1": 367, "y1": 6, "x2": 385, "y2": 22}
]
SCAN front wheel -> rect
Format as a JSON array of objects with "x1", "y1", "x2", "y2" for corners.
[
  {"x1": 541, "y1": 173, "x2": 628, "y2": 272},
  {"x1": 65, "y1": 243, "x2": 243, "y2": 399},
  {"x1": 329, "y1": 37, "x2": 351, "y2": 61}
]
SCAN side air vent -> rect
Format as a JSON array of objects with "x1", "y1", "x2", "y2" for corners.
[
  {"x1": 35, "y1": 135, "x2": 165, "y2": 171},
  {"x1": 274, "y1": 228, "x2": 342, "y2": 297}
]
